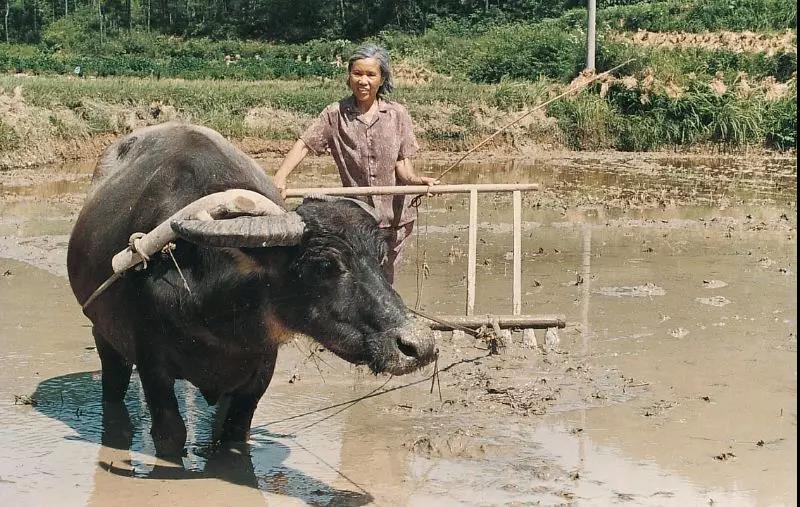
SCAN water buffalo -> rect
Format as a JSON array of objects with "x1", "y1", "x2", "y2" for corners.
[{"x1": 67, "y1": 122, "x2": 436, "y2": 455}]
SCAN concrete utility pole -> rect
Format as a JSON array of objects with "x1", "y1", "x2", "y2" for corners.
[{"x1": 586, "y1": 0, "x2": 597, "y2": 72}]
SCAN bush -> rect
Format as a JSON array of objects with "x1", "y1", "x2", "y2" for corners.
[
  {"x1": 764, "y1": 87, "x2": 797, "y2": 149},
  {"x1": 41, "y1": 6, "x2": 103, "y2": 53},
  {"x1": 600, "y1": 0, "x2": 797, "y2": 32},
  {"x1": 489, "y1": 79, "x2": 552, "y2": 110},
  {"x1": 468, "y1": 21, "x2": 585, "y2": 83},
  {"x1": 548, "y1": 93, "x2": 618, "y2": 149}
]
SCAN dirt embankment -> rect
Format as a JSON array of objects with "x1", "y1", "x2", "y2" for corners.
[
  {"x1": 612, "y1": 29, "x2": 797, "y2": 55},
  {"x1": 0, "y1": 81, "x2": 537, "y2": 170},
  {"x1": 0, "y1": 86, "x2": 292, "y2": 170}
]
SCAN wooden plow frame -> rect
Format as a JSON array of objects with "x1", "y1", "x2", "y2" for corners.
[{"x1": 286, "y1": 183, "x2": 566, "y2": 342}]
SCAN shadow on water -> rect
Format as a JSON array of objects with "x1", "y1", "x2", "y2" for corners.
[{"x1": 30, "y1": 371, "x2": 372, "y2": 506}]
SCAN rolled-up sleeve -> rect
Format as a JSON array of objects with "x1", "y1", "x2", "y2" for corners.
[
  {"x1": 396, "y1": 106, "x2": 419, "y2": 160},
  {"x1": 300, "y1": 109, "x2": 331, "y2": 155}
]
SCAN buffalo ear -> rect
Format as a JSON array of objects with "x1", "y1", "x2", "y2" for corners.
[
  {"x1": 302, "y1": 194, "x2": 381, "y2": 223},
  {"x1": 171, "y1": 213, "x2": 305, "y2": 248}
]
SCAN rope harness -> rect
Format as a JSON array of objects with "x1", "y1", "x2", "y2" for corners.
[{"x1": 81, "y1": 232, "x2": 191, "y2": 311}]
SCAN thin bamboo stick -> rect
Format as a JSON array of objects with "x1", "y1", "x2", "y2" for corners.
[
  {"x1": 512, "y1": 190, "x2": 522, "y2": 315},
  {"x1": 466, "y1": 189, "x2": 478, "y2": 316},
  {"x1": 435, "y1": 59, "x2": 634, "y2": 181}
]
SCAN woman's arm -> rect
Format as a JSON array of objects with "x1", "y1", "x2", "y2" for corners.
[
  {"x1": 273, "y1": 139, "x2": 310, "y2": 198},
  {"x1": 395, "y1": 158, "x2": 439, "y2": 186}
]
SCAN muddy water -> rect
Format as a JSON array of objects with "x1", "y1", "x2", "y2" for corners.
[{"x1": 0, "y1": 154, "x2": 796, "y2": 506}]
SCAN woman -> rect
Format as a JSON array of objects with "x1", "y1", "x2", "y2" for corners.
[{"x1": 273, "y1": 43, "x2": 439, "y2": 283}]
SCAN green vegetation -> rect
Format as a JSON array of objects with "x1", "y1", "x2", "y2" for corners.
[
  {"x1": 598, "y1": 0, "x2": 796, "y2": 32},
  {"x1": 0, "y1": 0, "x2": 796, "y2": 154},
  {"x1": 764, "y1": 92, "x2": 797, "y2": 150},
  {"x1": 1, "y1": 0, "x2": 795, "y2": 85},
  {"x1": 0, "y1": 47, "x2": 344, "y2": 80}
]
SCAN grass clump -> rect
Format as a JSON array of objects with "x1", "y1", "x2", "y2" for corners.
[
  {"x1": 0, "y1": 120, "x2": 20, "y2": 150},
  {"x1": 548, "y1": 93, "x2": 619, "y2": 150},
  {"x1": 764, "y1": 85, "x2": 797, "y2": 150}
]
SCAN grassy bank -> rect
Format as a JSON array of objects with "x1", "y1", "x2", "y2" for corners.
[{"x1": 0, "y1": 70, "x2": 795, "y2": 170}]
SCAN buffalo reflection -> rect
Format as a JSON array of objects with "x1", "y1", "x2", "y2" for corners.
[{"x1": 32, "y1": 371, "x2": 372, "y2": 505}]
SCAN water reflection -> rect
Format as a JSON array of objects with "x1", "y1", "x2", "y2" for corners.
[
  {"x1": 30, "y1": 371, "x2": 372, "y2": 505},
  {"x1": 2, "y1": 179, "x2": 89, "y2": 198}
]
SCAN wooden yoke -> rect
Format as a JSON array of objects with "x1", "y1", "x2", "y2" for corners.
[{"x1": 111, "y1": 189, "x2": 284, "y2": 274}]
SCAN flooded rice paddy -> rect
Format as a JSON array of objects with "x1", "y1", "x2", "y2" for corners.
[{"x1": 0, "y1": 152, "x2": 796, "y2": 506}]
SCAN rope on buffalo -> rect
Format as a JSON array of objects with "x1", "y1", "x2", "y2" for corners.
[
  {"x1": 163, "y1": 242, "x2": 192, "y2": 295},
  {"x1": 253, "y1": 354, "x2": 484, "y2": 434},
  {"x1": 412, "y1": 194, "x2": 431, "y2": 311},
  {"x1": 81, "y1": 272, "x2": 124, "y2": 310},
  {"x1": 81, "y1": 239, "x2": 190, "y2": 311}
]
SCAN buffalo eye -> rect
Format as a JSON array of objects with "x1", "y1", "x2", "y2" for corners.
[
  {"x1": 319, "y1": 260, "x2": 336, "y2": 274},
  {"x1": 310, "y1": 258, "x2": 344, "y2": 279}
]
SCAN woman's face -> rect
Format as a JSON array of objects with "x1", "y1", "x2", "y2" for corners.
[{"x1": 348, "y1": 57, "x2": 383, "y2": 105}]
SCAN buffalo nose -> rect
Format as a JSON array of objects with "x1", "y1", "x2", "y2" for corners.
[
  {"x1": 396, "y1": 335, "x2": 435, "y2": 361},
  {"x1": 396, "y1": 336, "x2": 420, "y2": 359}
]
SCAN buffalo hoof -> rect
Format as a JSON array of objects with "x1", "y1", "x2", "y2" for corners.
[
  {"x1": 101, "y1": 402, "x2": 133, "y2": 450},
  {"x1": 220, "y1": 425, "x2": 250, "y2": 443},
  {"x1": 151, "y1": 421, "x2": 187, "y2": 457},
  {"x1": 152, "y1": 434, "x2": 187, "y2": 457}
]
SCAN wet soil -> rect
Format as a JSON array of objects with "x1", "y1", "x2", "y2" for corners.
[{"x1": 0, "y1": 153, "x2": 796, "y2": 506}]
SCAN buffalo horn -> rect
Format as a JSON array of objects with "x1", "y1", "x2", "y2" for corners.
[{"x1": 172, "y1": 213, "x2": 305, "y2": 248}]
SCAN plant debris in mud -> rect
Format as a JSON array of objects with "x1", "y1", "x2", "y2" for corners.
[
  {"x1": 595, "y1": 283, "x2": 666, "y2": 298},
  {"x1": 481, "y1": 384, "x2": 551, "y2": 416},
  {"x1": 643, "y1": 399, "x2": 678, "y2": 417},
  {"x1": 13, "y1": 394, "x2": 37, "y2": 406},
  {"x1": 696, "y1": 296, "x2": 732, "y2": 307},
  {"x1": 702, "y1": 279, "x2": 728, "y2": 289},
  {"x1": 405, "y1": 429, "x2": 496, "y2": 459}
]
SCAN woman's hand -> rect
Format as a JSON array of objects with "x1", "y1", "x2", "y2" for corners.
[
  {"x1": 396, "y1": 158, "x2": 440, "y2": 191},
  {"x1": 417, "y1": 175, "x2": 440, "y2": 187},
  {"x1": 273, "y1": 173, "x2": 288, "y2": 199},
  {"x1": 417, "y1": 175, "x2": 440, "y2": 196},
  {"x1": 274, "y1": 139, "x2": 310, "y2": 200}
]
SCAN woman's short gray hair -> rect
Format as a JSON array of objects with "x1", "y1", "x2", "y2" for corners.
[{"x1": 348, "y1": 44, "x2": 394, "y2": 97}]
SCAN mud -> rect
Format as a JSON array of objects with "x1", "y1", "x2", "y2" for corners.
[{"x1": 0, "y1": 153, "x2": 796, "y2": 505}]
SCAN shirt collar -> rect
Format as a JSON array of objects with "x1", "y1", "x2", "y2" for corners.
[{"x1": 344, "y1": 95, "x2": 389, "y2": 114}]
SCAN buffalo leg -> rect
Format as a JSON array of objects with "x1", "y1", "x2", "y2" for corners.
[
  {"x1": 137, "y1": 358, "x2": 186, "y2": 456},
  {"x1": 94, "y1": 330, "x2": 133, "y2": 404},
  {"x1": 220, "y1": 350, "x2": 277, "y2": 443},
  {"x1": 101, "y1": 402, "x2": 133, "y2": 450}
]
